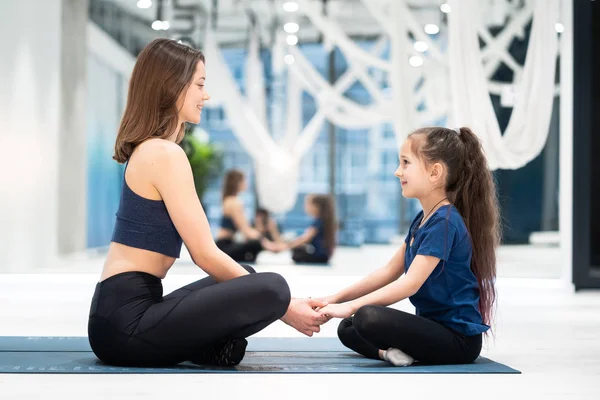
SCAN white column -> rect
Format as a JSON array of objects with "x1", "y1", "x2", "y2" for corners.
[
  {"x1": 58, "y1": 0, "x2": 89, "y2": 255},
  {"x1": 0, "y1": 0, "x2": 88, "y2": 271},
  {"x1": 559, "y1": 0, "x2": 573, "y2": 289}
]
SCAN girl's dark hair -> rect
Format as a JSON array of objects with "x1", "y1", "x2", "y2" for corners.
[
  {"x1": 256, "y1": 208, "x2": 269, "y2": 218},
  {"x1": 409, "y1": 126, "x2": 501, "y2": 330},
  {"x1": 114, "y1": 38, "x2": 205, "y2": 163},
  {"x1": 222, "y1": 169, "x2": 245, "y2": 201},
  {"x1": 309, "y1": 194, "x2": 337, "y2": 255}
]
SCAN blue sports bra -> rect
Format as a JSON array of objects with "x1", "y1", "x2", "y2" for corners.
[
  {"x1": 111, "y1": 163, "x2": 183, "y2": 258},
  {"x1": 220, "y1": 215, "x2": 237, "y2": 232}
]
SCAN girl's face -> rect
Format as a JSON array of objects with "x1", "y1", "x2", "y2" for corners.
[
  {"x1": 304, "y1": 196, "x2": 318, "y2": 217},
  {"x1": 394, "y1": 139, "x2": 431, "y2": 199}
]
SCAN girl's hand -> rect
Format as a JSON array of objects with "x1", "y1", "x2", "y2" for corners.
[{"x1": 317, "y1": 303, "x2": 354, "y2": 319}]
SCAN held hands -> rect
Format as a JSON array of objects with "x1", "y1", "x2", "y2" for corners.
[
  {"x1": 281, "y1": 295, "x2": 356, "y2": 337},
  {"x1": 260, "y1": 239, "x2": 288, "y2": 253},
  {"x1": 281, "y1": 298, "x2": 330, "y2": 336},
  {"x1": 315, "y1": 295, "x2": 354, "y2": 321},
  {"x1": 308, "y1": 295, "x2": 355, "y2": 321}
]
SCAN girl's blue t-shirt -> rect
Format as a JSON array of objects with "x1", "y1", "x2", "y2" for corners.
[
  {"x1": 404, "y1": 205, "x2": 490, "y2": 336},
  {"x1": 310, "y1": 218, "x2": 328, "y2": 256}
]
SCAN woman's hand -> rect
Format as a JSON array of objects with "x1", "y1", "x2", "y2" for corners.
[{"x1": 281, "y1": 298, "x2": 329, "y2": 336}]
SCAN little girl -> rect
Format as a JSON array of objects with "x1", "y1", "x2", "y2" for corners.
[
  {"x1": 318, "y1": 127, "x2": 500, "y2": 366},
  {"x1": 283, "y1": 194, "x2": 337, "y2": 264}
]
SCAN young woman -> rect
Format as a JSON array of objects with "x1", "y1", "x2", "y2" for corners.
[
  {"x1": 317, "y1": 127, "x2": 500, "y2": 367},
  {"x1": 215, "y1": 170, "x2": 282, "y2": 262},
  {"x1": 282, "y1": 194, "x2": 337, "y2": 264},
  {"x1": 87, "y1": 38, "x2": 326, "y2": 368}
]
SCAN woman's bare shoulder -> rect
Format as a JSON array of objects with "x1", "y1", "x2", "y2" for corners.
[{"x1": 133, "y1": 139, "x2": 186, "y2": 169}]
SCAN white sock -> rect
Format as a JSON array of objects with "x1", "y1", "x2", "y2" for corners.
[{"x1": 383, "y1": 348, "x2": 414, "y2": 367}]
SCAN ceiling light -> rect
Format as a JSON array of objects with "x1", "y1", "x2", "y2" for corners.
[
  {"x1": 284, "y1": 54, "x2": 295, "y2": 64},
  {"x1": 283, "y1": 2, "x2": 299, "y2": 12},
  {"x1": 409, "y1": 56, "x2": 423, "y2": 67},
  {"x1": 152, "y1": 20, "x2": 169, "y2": 31},
  {"x1": 414, "y1": 41, "x2": 428, "y2": 52},
  {"x1": 284, "y1": 22, "x2": 299, "y2": 33},
  {"x1": 152, "y1": 20, "x2": 163, "y2": 30},
  {"x1": 137, "y1": 0, "x2": 152, "y2": 9},
  {"x1": 286, "y1": 35, "x2": 298, "y2": 45},
  {"x1": 424, "y1": 24, "x2": 440, "y2": 35}
]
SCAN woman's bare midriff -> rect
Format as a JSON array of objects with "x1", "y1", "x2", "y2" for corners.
[{"x1": 100, "y1": 242, "x2": 176, "y2": 281}]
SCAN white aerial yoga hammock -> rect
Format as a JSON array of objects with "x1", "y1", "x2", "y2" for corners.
[
  {"x1": 447, "y1": 0, "x2": 559, "y2": 170},
  {"x1": 203, "y1": 28, "x2": 325, "y2": 213},
  {"x1": 202, "y1": 0, "x2": 559, "y2": 213}
]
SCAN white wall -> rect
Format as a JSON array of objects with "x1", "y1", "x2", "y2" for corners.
[
  {"x1": 85, "y1": 22, "x2": 135, "y2": 248},
  {"x1": 58, "y1": 0, "x2": 89, "y2": 256},
  {"x1": 0, "y1": 0, "x2": 63, "y2": 271}
]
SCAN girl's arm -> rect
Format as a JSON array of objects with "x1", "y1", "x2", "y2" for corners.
[
  {"x1": 322, "y1": 243, "x2": 407, "y2": 303},
  {"x1": 348, "y1": 254, "x2": 439, "y2": 311},
  {"x1": 285, "y1": 226, "x2": 318, "y2": 249}
]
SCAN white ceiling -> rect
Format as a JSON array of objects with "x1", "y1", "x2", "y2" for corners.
[{"x1": 97, "y1": 0, "x2": 448, "y2": 48}]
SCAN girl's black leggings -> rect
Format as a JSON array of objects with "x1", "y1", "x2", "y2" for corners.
[
  {"x1": 337, "y1": 305, "x2": 482, "y2": 365},
  {"x1": 292, "y1": 246, "x2": 330, "y2": 264}
]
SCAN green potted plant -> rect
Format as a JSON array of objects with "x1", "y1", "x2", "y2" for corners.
[{"x1": 179, "y1": 124, "x2": 224, "y2": 204}]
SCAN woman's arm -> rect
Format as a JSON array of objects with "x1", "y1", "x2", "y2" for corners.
[
  {"x1": 267, "y1": 219, "x2": 284, "y2": 243},
  {"x1": 227, "y1": 199, "x2": 263, "y2": 240},
  {"x1": 323, "y1": 242, "x2": 407, "y2": 303},
  {"x1": 226, "y1": 200, "x2": 284, "y2": 252},
  {"x1": 151, "y1": 143, "x2": 249, "y2": 281}
]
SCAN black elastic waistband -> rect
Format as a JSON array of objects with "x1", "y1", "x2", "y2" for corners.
[{"x1": 99, "y1": 270, "x2": 162, "y2": 286}]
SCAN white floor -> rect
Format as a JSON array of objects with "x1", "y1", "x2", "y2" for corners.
[{"x1": 0, "y1": 245, "x2": 598, "y2": 399}]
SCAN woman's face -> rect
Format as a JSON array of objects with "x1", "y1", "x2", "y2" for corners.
[
  {"x1": 238, "y1": 177, "x2": 248, "y2": 193},
  {"x1": 178, "y1": 61, "x2": 210, "y2": 125}
]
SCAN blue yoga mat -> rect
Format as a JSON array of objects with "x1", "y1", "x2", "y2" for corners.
[
  {"x1": 0, "y1": 336, "x2": 519, "y2": 374},
  {"x1": 0, "y1": 336, "x2": 346, "y2": 353}
]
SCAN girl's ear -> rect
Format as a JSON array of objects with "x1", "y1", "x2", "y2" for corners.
[{"x1": 429, "y1": 162, "x2": 445, "y2": 184}]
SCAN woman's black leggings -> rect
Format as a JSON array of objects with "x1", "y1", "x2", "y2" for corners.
[
  {"x1": 337, "y1": 305, "x2": 482, "y2": 365},
  {"x1": 216, "y1": 238, "x2": 263, "y2": 262},
  {"x1": 88, "y1": 265, "x2": 290, "y2": 367}
]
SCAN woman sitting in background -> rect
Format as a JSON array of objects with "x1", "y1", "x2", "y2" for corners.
[{"x1": 216, "y1": 169, "x2": 281, "y2": 262}]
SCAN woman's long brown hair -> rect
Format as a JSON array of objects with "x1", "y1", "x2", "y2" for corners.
[
  {"x1": 113, "y1": 38, "x2": 205, "y2": 163},
  {"x1": 222, "y1": 169, "x2": 245, "y2": 201}
]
